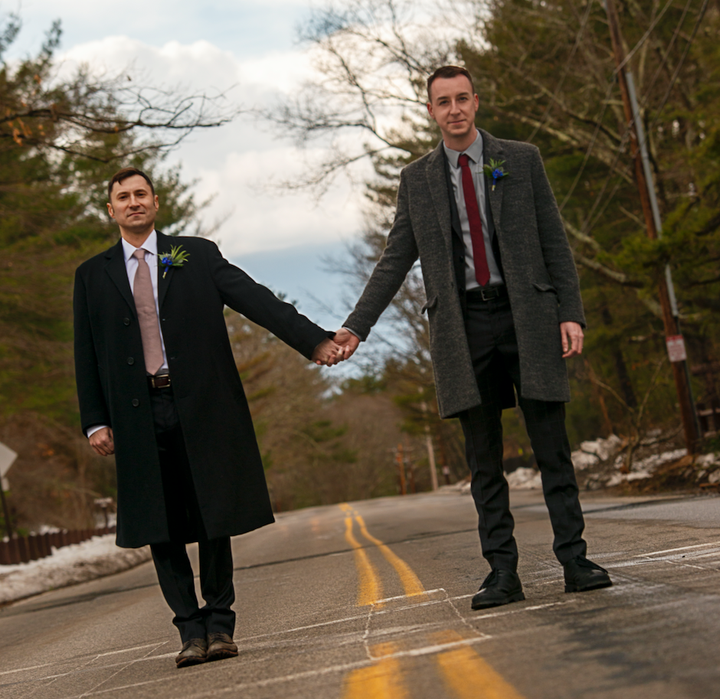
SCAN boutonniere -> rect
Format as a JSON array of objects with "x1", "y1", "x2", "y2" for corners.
[
  {"x1": 159, "y1": 244, "x2": 190, "y2": 278},
  {"x1": 483, "y1": 159, "x2": 509, "y2": 191}
]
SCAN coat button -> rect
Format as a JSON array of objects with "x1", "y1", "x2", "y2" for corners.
[
  {"x1": 127, "y1": 357, "x2": 135, "y2": 365},
  {"x1": 123, "y1": 317, "x2": 130, "y2": 326},
  {"x1": 132, "y1": 399, "x2": 139, "y2": 407}
]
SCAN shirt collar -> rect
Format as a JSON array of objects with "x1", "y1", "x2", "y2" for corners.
[
  {"x1": 122, "y1": 229, "x2": 158, "y2": 262},
  {"x1": 443, "y1": 130, "x2": 484, "y2": 168}
]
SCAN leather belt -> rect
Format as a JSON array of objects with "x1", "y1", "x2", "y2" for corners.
[
  {"x1": 148, "y1": 374, "x2": 172, "y2": 389},
  {"x1": 467, "y1": 285, "x2": 507, "y2": 302}
]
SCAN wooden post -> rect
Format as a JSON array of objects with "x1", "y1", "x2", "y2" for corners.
[{"x1": 396, "y1": 443, "x2": 406, "y2": 495}]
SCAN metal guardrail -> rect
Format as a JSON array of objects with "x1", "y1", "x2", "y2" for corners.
[{"x1": 0, "y1": 526, "x2": 117, "y2": 566}]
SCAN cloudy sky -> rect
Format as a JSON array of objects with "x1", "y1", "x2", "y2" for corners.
[{"x1": 7, "y1": 0, "x2": 371, "y2": 330}]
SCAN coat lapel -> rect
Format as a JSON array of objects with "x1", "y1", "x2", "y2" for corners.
[
  {"x1": 104, "y1": 240, "x2": 136, "y2": 316},
  {"x1": 481, "y1": 129, "x2": 505, "y2": 234},
  {"x1": 425, "y1": 142, "x2": 453, "y2": 251},
  {"x1": 156, "y1": 231, "x2": 174, "y2": 309}
]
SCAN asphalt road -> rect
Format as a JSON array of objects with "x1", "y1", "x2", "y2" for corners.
[{"x1": 2, "y1": 489, "x2": 720, "y2": 699}]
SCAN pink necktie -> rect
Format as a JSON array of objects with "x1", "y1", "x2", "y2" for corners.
[
  {"x1": 458, "y1": 154, "x2": 490, "y2": 287},
  {"x1": 132, "y1": 249, "x2": 164, "y2": 375}
]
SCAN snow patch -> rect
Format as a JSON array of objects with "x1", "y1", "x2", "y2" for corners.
[
  {"x1": 631, "y1": 448, "x2": 687, "y2": 473},
  {"x1": 0, "y1": 535, "x2": 151, "y2": 605},
  {"x1": 507, "y1": 467, "x2": 542, "y2": 490},
  {"x1": 572, "y1": 435, "x2": 622, "y2": 471}
]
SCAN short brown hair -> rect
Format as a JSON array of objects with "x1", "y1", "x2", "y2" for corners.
[
  {"x1": 108, "y1": 168, "x2": 155, "y2": 201},
  {"x1": 427, "y1": 65, "x2": 475, "y2": 102}
]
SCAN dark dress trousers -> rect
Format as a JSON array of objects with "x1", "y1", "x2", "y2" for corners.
[{"x1": 74, "y1": 231, "x2": 330, "y2": 639}]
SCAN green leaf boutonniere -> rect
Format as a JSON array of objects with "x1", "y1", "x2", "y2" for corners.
[
  {"x1": 483, "y1": 159, "x2": 510, "y2": 191},
  {"x1": 159, "y1": 244, "x2": 190, "y2": 278}
]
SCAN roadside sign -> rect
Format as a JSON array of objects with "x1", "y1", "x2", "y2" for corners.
[
  {"x1": 666, "y1": 335, "x2": 687, "y2": 363},
  {"x1": 0, "y1": 441, "x2": 17, "y2": 492}
]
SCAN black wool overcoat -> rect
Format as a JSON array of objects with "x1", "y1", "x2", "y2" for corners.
[{"x1": 74, "y1": 232, "x2": 329, "y2": 548}]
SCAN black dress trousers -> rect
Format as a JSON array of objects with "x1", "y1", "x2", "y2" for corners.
[
  {"x1": 148, "y1": 385, "x2": 236, "y2": 643},
  {"x1": 459, "y1": 290, "x2": 588, "y2": 571}
]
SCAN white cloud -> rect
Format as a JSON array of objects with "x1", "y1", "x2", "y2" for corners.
[
  {"x1": 54, "y1": 34, "x2": 365, "y2": 256},
  {"x1": 197, "y1": 146, "x2": 362, "y2": 256}
]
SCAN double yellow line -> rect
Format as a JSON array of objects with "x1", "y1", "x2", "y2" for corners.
[
  {"x1": 340, "y1": 503, "x2": 424, "y2": 607},
  {"x1": 338, "y1": 503, "x2": 526, "y2": 699}
]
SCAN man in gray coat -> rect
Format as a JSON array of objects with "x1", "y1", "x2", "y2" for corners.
[{"x1": 335, "y1": 65, "x2": 612, "y2": 609}]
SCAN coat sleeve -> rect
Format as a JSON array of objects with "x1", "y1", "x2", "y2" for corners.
[
  {"x1": 530, "y1": 148, "x2": 587, "y2": 327},
  {"x1": 73, "y1": 268, "x2": 111, "y2": 434},
  {"x1": 207, "y1": 244, "x2": 331, "y2": 361},
  {"x1": 344, "y1": 172, "x2": 419, "y2": 340}
]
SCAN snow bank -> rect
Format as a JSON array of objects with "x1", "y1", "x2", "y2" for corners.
[
  {"x1": 572, "y1": 435, "x2": 623, "y2": 470},
  {"x1": 506, "y1": 467, "x2": 543, "y2": 490},
  {"x1": 0, "y1": 535, "x2": 151, "y2": 605}
]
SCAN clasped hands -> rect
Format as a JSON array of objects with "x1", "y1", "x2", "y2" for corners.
[{"x1": 311, "y1": 328, "x2": 361, "y2": 366}]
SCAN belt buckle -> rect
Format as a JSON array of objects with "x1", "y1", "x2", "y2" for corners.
[
  {"x1": 480, "y1": 286, "x2": 498, "y2": 302},
  {"x1": 150, "y1": 374, "x2": 171, "y2": 389}
]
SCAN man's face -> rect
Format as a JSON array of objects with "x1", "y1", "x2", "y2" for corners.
[
  {"x1": 107, "y1": 175, "x2": 159, "y2": 234},
  {"x1": 427, "y1": 75, "x2": 479, "y2": 142}
]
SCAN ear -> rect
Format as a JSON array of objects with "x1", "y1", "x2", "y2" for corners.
[
  {"x1": 153, "y1": 195, "x2": 159, "y2": 211},
  {"x1": 427, "y1": 102, "x2": 435, "y2": 121},
  {"x1": 107, "y1": 202, "x2": 115, "y2": 221}
]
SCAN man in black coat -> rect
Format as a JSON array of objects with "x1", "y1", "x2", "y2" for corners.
[
  {"x1": 334, "y1": 66, "x2": 612, "y2": 609},
  {"x1": 74, "y1": 168, "x2": 342, "y2": 667}
]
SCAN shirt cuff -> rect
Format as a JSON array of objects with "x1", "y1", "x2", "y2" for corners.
[
  {"x1": 342, "y1": 327, "x2": 361, "y2": 340},
  {"x1": 86, "y1": 424, "x2": 109, "y2": 439}
]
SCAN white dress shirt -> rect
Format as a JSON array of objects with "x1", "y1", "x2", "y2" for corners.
[
  {"x1": 87, "y1": 230, "x2": 169, "y2": 439},
  {"x1": 443, "y1": 131, "x2": 504, "y2": 289}
]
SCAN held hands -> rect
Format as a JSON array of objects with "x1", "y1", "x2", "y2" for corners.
[
  {"x1": 560, "y1": 321, "x2": 584, "y2": 359},
  {"x1": 333, "y1": 328, "x2": 360, "y2": 361},
  {"x1": 311, "y1": 329, "x2": 361, "y2": 366},
  {"x1": 312, "y1": 338, "x2": 346, "y2": 366},
  {"x1": 89, "y1": 427, "x2": 115, "y2": 456}
]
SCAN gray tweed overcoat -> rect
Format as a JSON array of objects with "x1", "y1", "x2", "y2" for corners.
[{"x1": 344, "y1": 129, "x2": 585, "y2": 419}]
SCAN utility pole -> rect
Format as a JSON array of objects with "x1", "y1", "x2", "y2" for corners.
[{"x1": 604, "y1": 0, "x2": 699, "y2": 453}]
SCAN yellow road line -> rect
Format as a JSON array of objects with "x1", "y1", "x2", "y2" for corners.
[
  {"x1": 341, "y1": 642, "x2": 408, "y2": 699},
  {"x1": 344, "y1": 516, "x2": 383, "y2": 607},
  {"x1": 355, "y1": 514, "x2": 425, "y2": 597},
  {"x1": 433, "y1": 630, "x2": 526, "y2": 699}
]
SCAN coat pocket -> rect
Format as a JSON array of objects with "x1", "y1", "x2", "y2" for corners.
[
  {"x1": 421, "y1": 295, "x2": 438, "y2": 314},
  {"x1": 532, "y1": 282, "x2": 557, "y2": 294}
]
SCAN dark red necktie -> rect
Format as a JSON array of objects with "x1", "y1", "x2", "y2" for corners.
[{"x1": 458, "y1": 153, "x2": 490, "y2": 286}]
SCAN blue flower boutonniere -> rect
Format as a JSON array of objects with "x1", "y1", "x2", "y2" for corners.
[
  {"x1": 159, "y1": 244, "x2": 190, "y2": 278},
  {"x1": 483, "y1": 159, "x2": 510, "y2": 191}
]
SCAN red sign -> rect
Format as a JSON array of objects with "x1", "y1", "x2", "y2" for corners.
[{"x1": 666, "y1": 335, "x2": 687, "y2": 363}]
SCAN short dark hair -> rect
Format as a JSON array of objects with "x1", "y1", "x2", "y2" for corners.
[
  {"x1": 108, "y1": 168, "x2": 155, "y2": 201},
  {"x1": 427, "y1": 65, "x2": 475, "y2": 102}
]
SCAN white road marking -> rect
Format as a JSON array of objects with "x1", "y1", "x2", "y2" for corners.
[
  {"x1": 633, "y1": 541, "x2": 720, "y2": 557},
  {"x1": 372, "y1": 589, "x2": 445, "y2": 604},
  {"x1": 56, "y1": 636, "x2": 500, "y2": 699},
  {"x1": 76, "y1": 643, "x2": 167, "y2": 698}
]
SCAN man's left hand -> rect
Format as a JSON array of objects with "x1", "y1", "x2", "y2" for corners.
[
  {"x1": 312, "y1": 338, "x2": 344, "y2": 366},
  {"x1": 560, "y1": 322, "x2": 584, "y2": 358}
]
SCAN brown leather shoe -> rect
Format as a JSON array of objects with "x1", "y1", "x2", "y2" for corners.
[
  {"x1": 207, "y1": 632, "x2": 238, "y2": 661},
  {"x1": 176, "y1": 638, "x2": 208, "y2": 668}
]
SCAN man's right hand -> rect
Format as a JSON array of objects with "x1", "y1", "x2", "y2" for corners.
[
  {"x1": 333, "y1": 328, "x2": 361, "y2": 360},
  {"x1": 89, "y1": 427, "x2": 115, "y2": 456}
]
